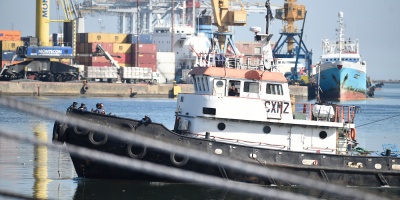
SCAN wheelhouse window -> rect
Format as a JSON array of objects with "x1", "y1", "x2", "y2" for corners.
[
  {"x1": 193, "y1": 76, "x2": 198, "y2": 91},
  {"x1": 204, "y1": 77, "x2": 209, "y2": 91},
  {"x1": 228, "y1": 80, "x2": 240, "y2": 96},
  {"x1": 196, "y1": 76, "x2": 203, "y2": 91},
  {"x1": 202, "y1": 77, "x2": 208, "y2": 91},
  {"x1": 244, "y1": 81, "x2": 259, "y2": 93},
  {"x1": 266, "y1": 83, "x2": 283, "y2": 95}
]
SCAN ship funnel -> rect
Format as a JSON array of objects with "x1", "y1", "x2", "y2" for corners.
[{"x1": 338, "y1": 12, "x2": 343, "y2": 18}]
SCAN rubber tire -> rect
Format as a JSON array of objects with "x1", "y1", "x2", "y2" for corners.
[
  {"x1": 126, "y1": 143, "x2": 147, "y2": 159},
  {"x1": 120, "y1": 122, "x2": 134, "y2": 131},
  {"x1": 88, "y1": 131, "x2": 108, "y2": 146},
  {"x1": 52, "y1": 121, "x2": 60, "y2": 143},
  {"x1": 73, "y1": 126, "x2": 90, "y2": 136},
  {"x1": 170, "y1": 153, "x2": 189, "y2": 167}
]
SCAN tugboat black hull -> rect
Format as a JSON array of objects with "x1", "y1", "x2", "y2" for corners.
[{"x1": 56, "y1": 110, "x2": 400, "y2": 187}]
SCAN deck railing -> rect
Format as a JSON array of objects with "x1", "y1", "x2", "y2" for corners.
[{"x1": 293, "y1": 102, "x2": 357, "y2": 123}]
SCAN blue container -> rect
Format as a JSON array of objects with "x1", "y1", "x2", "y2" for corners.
[
  {"x1": 128, "y1": 34, "x2": 152, "y2": 44},
  {"x1": 1, "y1": 51, "x2": 24, "y2": 61}
]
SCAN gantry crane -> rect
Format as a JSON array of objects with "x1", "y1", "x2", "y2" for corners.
[
  {"x1": 211, "y1": 0, "x2": 247, "y2": 55},
  {"x1": 272, "y1": 0, "x2": 312, "y2": 79}
]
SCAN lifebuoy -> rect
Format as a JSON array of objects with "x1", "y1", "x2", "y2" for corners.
[
  {"x1": 126, "y1": 143, "x2": 147, "y2": 159},
  {"x1": 170, "y1": 153, "x2": 189, "y2": 167},
  {"x1": 73, "y1": 126, "x2": 90, "y2": 136},
  {"x1": 350, "y1": 128, "x2": 356, "y2": 140},
  {"x1": 88, "y1": 131, "x2": 108, "y2": 146}
]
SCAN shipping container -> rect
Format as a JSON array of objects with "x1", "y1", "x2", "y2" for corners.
[
  {"x1": 113, "y1": 53, "x2": 131, "y2": 65},
  {"x1": 85, "y1": 42, "x2": 113, "y2": 53},
  {"x1": 76, "y1": 33, "x2": 85, "y2": 43},
  {"x1": 131, "y1": 44, "x2": 157, "y2": 54},
  {"x1": 109, "y1": 33, "x2": 128, "y2": 43},
  {"x1": 52, "y1": 33, "x2": 64, "y2": 46},
  {"x1": 83, "y1": 56, "x2": 112, "y2": 67},
  {"x1": 0, "y1": 30, "x2": 21, "y2": 41},
  {"x1": 113, "y1": 43, "x2": 131, "y2": 53},
  {"x1": 0, "y1": 40, "x2": 24, "y2": 51},
  {"x1": 21, "y1": 36, "x2": 39, "y2": 46},
  {"x1": 127, "y1": 34, "x2": 153, "y2": 44},
  {"x1": 132, "y1": 53, "x2": 157, "y2": 66},
  {"x1": 1, "y1": 51, "x2": 24, "y2": 61},
  {"x1": 76, "y1": 43, "x2": 86, "y2": 53},
  {"x1": 84, "y1": 33, "x2": 111, "y2": 43}
]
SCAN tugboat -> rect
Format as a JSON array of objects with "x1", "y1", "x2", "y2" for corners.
[{"x1": 53, "y1": 5, "x2": 400, "y2": 188}]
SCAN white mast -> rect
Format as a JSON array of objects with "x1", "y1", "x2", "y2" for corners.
[{"x1": 338, "y1": 11, "x2": 344, "y2": 61}]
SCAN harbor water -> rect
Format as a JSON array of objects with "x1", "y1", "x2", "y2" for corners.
[{"x1": 0, "y1": 84, "x2": 400, "y2": 199}]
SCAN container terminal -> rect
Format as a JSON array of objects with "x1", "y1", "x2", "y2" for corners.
[{"x1": 0, "y1": 0, "x2": 317, "y2": 97}]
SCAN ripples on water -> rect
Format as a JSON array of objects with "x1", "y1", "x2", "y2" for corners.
[{"x1": 0, "y1": 84, "x2": 399, "y2": 199}]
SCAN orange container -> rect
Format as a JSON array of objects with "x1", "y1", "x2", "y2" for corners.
[
  {"x1": 113, "y1": 43, "x2": 131, "y2": 53},
  {"x1": 0, "y1": 40, "x2": 24, "y2": 51},
  {"x1": 85, "y1": 33, "x2": 111, "y2": 43},
  {"x1": 109, "y1": 33, "x2": 128, "y2": 43},
  {"x1": 0, "y1": 30, "x2": 21, "y2": 41}
]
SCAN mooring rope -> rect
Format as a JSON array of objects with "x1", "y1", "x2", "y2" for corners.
[
  {"x1": 357, "y1": 113, "x2": 400, "y2": 127},
  {"x1": 0, "y1": 96, "x2": 386, "y2": 200}
]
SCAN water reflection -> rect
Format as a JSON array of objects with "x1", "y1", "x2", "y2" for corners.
[
  {"x1": 72, "y1": 179, "x2": 400, "y2": 200},
  {"x1": 33, "y1": 123, "x2": 51, "y2": 199}
]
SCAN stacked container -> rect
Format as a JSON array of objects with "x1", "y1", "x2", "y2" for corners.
[
  {"x1": 75, "y1": 33, "x2": 131, "y2": 67},
  {"x1": 0, "y1": 30, "x2": 24, "y2": 67},
  {"x1": 132, "y1": 44, "x2": 157, "y2": 72}
]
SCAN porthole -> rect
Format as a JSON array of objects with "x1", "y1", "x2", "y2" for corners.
[
  {"x1": 263, "y1": 126, "x2": 271, "y2": 134},
  {"x1": 217, "y1": 123, "x2": 226, "y2": 131},
  {"x1": 216, "y1": 80, "x2": 224, "y2": 87},
  {"x1": 319, "y1": 131, "x2": 327, "y2": 139}
]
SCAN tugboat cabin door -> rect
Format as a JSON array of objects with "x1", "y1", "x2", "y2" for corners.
[{"x1": 213, "y1": 79, "x2": 226, "y2": 96}]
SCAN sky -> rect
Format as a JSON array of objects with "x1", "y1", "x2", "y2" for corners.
[{"x1": 0, "y1": 0, "x2": 399, "y2": 80}]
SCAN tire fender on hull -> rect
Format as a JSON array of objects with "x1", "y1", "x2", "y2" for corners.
[
  {"x1": 72, "y1": 126, "x2": 90, "y2": 136},
  {"x1": 126, "y1": 143, "x2": 147, "y2": 159},
  {"x1": 52, "y1": 121, "x2": 68, "y2": 144},
  {"x1": 170, "y1": 153, "x2": 189, "y2": 167},
  {"x1": 88, "y1": 131, "x2": 108, "y2": 146}
]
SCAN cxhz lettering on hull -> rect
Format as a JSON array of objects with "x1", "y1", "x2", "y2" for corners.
[{"x1": 264, "y1": 101, "x2": 290, "y2": 114}]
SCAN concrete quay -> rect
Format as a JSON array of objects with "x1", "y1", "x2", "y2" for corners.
[{"x1": 0, "y1": 81, "x2": 310, "y2": 98}]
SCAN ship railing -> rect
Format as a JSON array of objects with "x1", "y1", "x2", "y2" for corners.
[
  {"x1": 293, "y1": 103, "x2": 357, "y2": 123},
  {"x1": 192, "y1": 133, "x2": 286, "y2": 149}
]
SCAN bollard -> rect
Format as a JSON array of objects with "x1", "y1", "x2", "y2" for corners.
[
  {"x1": 205, "y1": 132, "x2": 210, "y2": 139},
  {"x1": 386, "y1": 149, "x2": 391, "y2": 156}
]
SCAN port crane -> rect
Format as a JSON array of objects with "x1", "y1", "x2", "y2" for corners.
[
  {"x1": 0, "y1": 0, "x2": 80, "y2": 82},
  {"x1": 272, "y1": 0, "x2": 312, "y2": 80},
  {"x1": 209, "y1": 0, "x2": 248, "y2": 67}
]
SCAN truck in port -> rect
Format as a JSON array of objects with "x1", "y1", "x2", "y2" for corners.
[
  {"x1": 0, "y1": 46, "x2": 79, "y2": 82},
  {"x1": 81, "y1": 44, "x2": 159, "y2": 84}
]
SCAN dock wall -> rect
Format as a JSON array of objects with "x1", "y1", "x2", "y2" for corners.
[{"x1": 0, "y1": 81, "x2": 310, "y2": 98}]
